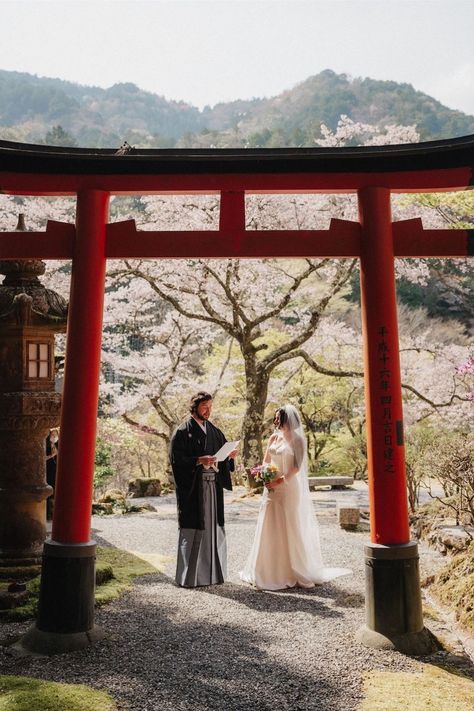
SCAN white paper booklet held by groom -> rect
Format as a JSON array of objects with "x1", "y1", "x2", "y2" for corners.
[
  {"x1": 213, "y1": 441, "x2": 240, "y2": 462},
  {"x1": 210, "y1": 441, "x2": 240, "y2": 471}
]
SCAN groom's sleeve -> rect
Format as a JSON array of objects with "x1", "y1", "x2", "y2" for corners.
[{"x1": 170, "y1": 427, "x2": 200, "y2": 488}]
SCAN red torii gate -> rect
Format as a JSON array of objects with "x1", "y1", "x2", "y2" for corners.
[{"x1": 1, "y1": 136, "x2": 473, "y2": 656}]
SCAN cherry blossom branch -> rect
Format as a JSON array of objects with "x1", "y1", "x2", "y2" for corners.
[
  {"x1": 283, "y1": 350, "x2": 469, "y2": 411},
  {"x1": 121, "y1": 265, "x2": 238, "y2": 337},
  {"x1": 401, "y1": 383, "x2": 468, "y2": 408},
  {"x1": 249, "y1": 258, "x2": 328, "y2": 330},
  {"x1": 261, "y1": 260, "x2": 357, "y2": 371},
  {"x1": 212, "y1": 336, "x2": 234, "y2": 395},
  {"x1": 121, "y1": 414, "x2": 168, "y2": 441},
  {"x1": 149, "y1": 397, "x2": 176, "y2": 429},
  {"x1": 203, "y1": 261, "x2": 250, "y2": 327}
]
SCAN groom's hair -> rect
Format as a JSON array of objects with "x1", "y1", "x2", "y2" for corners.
[{"x1": 189, "y1": 391, "x2": 213, "y2": 414}]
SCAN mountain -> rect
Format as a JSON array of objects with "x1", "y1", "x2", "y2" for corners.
[{"x1": 1, "y1": 68, "x2": 473, "y2": 148}]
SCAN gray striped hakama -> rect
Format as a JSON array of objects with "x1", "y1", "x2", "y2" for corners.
[{"x1": 175, "y1": 472, "x2": 227, "y2": 587}]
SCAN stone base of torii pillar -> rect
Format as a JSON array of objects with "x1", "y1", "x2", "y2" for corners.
[{"x1": 356, "y1": 541, "x2": 440, "y2": 655}]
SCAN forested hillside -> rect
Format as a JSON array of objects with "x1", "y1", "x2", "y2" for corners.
[{"x1": 1, "y1": 68, "x2": 473, "y2": 148}]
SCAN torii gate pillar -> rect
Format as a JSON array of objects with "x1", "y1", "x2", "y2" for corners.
[
  {"x1": 18, "y1": 190, "x2": 109, "y2": 655},
  {"x1": 356, "y1": 187, "x2": 436, "y2": 654}
]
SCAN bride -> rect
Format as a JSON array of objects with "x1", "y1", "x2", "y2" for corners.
[{"x1": 240, "y1": 404, "x2": 351, "y2": 591}]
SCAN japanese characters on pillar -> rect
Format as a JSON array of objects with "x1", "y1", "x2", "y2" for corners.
[{"x1": 378, "y1": 327, "x2": 397, "y2": 476}]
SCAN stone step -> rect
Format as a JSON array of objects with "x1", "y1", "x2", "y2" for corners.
[{"x1": 308, "y1": 475, "x2": 354, "y2": 490}]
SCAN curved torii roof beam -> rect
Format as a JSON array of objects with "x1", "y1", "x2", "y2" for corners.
[{"x1": 0, "y1": 134, "x2": 473, "y2": 195}]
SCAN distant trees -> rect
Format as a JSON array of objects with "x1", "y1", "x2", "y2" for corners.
[
  {"x1": 44, "y1": 125, "x2": 77, "y2": 147},
  {"x1": 1, "y1": 67, "x2": 474, "y2": 148}
]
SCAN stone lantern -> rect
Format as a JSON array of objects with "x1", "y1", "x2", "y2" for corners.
[{"x1": 0, "y1": 215, "x2": 67, "y2": 575}]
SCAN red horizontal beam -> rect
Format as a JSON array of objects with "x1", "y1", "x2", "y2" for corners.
[
  {"x1": 392, "y1": 219, "x2": 471, "y2": 257},
  {"x1": 0, "y1": 166, "x2": 471, "y2": 196},
  {"x1": 105, "y1": 218, "x2": 361, "y2": 258},
  {"x1": 0, "y1": 219, "x2": 471, "y2": 260},
  {"x1": 0, "y1": 220, "x2": 75, "y2": 259}
]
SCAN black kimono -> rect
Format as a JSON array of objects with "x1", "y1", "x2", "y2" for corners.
[
  {"x1": 170, "y1": 416, "x2": 233, "y2": 587},
  {"x1": 45, "y1": 436, "x2": 58, "y2": 521}
]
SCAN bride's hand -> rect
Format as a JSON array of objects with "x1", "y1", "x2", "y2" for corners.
[{"x1": 265, "y1": 476, "x2": 285, "y2": 490}]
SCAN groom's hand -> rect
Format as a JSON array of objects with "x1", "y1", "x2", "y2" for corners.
[
  {"x1": 198, "y1": 455, "x2": 217, "y2": 467},
  {"x1": 228, "y1": 449, "x2": 238, "y2": 460}
]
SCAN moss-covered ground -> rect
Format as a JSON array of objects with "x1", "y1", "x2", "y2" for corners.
[
  {"x1": 0, "y1": 546, "x2": 166, "y2": 622},
  {"x1": 430, "y1": 541, "x2": 474, "y2": 636},
  {"x1": 0, "y1": 676, "x2": 117, "y2": 711},
  {"x1": 360, "y1": 664, "x2": 474, "y2": 710}
]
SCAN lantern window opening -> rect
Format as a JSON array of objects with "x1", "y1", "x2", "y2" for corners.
[{"x1": 27, "y1": 341, "x2": 50, "y2": 379}]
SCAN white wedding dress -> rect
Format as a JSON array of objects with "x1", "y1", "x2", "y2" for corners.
[{"x1": 240, "y1": 432, "x2": 350, "y2": 591}]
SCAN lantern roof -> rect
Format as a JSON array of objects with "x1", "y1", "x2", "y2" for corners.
[{"x1": 0, "y1": 215, "x2": 67, "y2": 330}]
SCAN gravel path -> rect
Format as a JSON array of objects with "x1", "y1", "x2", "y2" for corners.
[{"x1": 1, "y1": 489, "x2": 472, "y2": 711}]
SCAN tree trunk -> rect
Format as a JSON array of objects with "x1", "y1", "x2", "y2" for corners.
[{"x1": 240, "y1": 360, "x2": 269, "y2": 478}]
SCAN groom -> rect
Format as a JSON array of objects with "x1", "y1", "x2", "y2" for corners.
[{"x1": 170, "y1": 391, "x2": 236, "y2": 587}]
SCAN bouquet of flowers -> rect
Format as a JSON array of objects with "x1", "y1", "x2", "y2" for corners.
[{"x1": 248, "y1": 463, "x2": 280, "y2": 488}]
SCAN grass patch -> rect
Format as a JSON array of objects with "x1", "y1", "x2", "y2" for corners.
[
  {"x1": 422, "y1": 603, "x2": 442, "y2": 623},
  {"x1": 360, "y1": 665, "x2": 474, "y2": 710},
  {"x1": 93, "y1": 547, "x2": 167, "y2": 606},
  {"x1": 430, "y1": 541, "x2": 474, "y2": 635},
  {"x1": 0, "y1": 675, "x2": 117, "y2": 711},
  {"x1": 0, "y1": 547, "x2": 168, "y2": 621}
]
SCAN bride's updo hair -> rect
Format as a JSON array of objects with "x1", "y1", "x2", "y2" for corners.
[
  {"x1": 275, "y1": 404, "x2": 305, "y2": 468},
  {"x1": 274, "y1": 406, "x2": 301, "y2": 429}
]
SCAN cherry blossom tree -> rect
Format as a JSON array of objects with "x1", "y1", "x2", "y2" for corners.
[
  {"x1": 108, "y1": 251, "x2": 356, "y2": 465},
  {"x1": 101, "y1": 291, "x2": 219, "y2": 479},
  {"x1": 315, "y1": 115, "x2": 420, "y2": 148}
]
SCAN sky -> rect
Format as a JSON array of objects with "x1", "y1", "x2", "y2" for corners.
[{"x1": 1, "y1": 0, "x2": 473, "y2": 114}]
